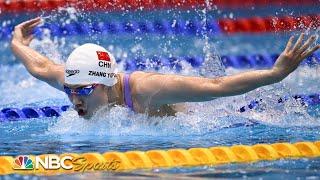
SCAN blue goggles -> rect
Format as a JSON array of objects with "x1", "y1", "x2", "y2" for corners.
[{"x1": 63, "y1": 84, "x2": 97, "y2": 96}]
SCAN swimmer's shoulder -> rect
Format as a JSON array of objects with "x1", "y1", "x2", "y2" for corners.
[
  {"x1": 130, "y1": 71, "x2": 158, "y2": 78},
  {"x1": 129, "y1": 71, "x2": 160, "y2": 98},
  {"x1": 129, "y1": 71, "x2": 159, "y2": 85},
  {"x1": 128, "y1": 71, "x2": 149, "y2": 92}
]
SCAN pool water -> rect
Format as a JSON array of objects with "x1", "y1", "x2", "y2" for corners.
[{"x1": 0, "y1": 5, "x2": 320, "y2": 179}]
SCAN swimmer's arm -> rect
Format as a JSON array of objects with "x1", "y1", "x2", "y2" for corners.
[
  {"x1": 135, "y1": 70, "x2": 276, "y2": 105},
  {"x1": 11, "y1": 17, "x2": 64, "y2": 91},
  {"x1": 135, "y1": 34, "x2": 319, "y2": 106}
]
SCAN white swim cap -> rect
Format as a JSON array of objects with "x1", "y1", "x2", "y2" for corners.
[{"x1": 65, "y1": 43, "x2": 118, "y2": 86}]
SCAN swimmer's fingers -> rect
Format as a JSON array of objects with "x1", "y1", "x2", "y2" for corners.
[
  {"x1": 26, "y1": 20, "x2": 42, "y2": 30},
  {"x1": 16, "y1": 17, "x2": 41, "y2": 29},
  {"x1": 284, "y1": 36, "x2": 294, "y2": 52},
  {"x1": 291, "y1": 33, "x2": 305, "y2": 53},
  {"x1": 300, "y1": 45, "x2": 320, "y2": 60},
  {"x1": 297, "y1": 35, "x2": 317, "y2": 55},
  {"x1": 14, "y1": 18, "x2": 41, "y2": 37},
  {"x1": 18, "y1": 22, "x2": 41, "y2": 39},
  {"x1": 22, "y1": 20, "x2": 42, "y2": 35}
]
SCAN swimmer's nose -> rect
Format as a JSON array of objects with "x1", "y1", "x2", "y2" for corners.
[{"x1": 70, "y1": 94, "x2": 83, "y2": 106}]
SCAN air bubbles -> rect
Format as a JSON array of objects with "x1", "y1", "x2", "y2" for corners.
[
  {"x1": 57, "y1": 7, "x2": 78, "y2": 21},
  {"x1": 212, "y1": 5, "x2": 218, "y2": 10},
  {"x1": 229, "y1": 13, "x2": 234, "y2": 19},
  {"x1": 171, "y1": 19, "x2": 177, "y2": 28},
  {"x1": 2, "y1": 20, "x2": 11, "y2": 27}
]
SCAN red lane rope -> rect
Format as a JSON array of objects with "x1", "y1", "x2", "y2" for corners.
[
  {"x1": 218, "y1": 15, "x2": 320, "y2": 33},
  {"x1": 0, "y1": 0, "x2": 319, "y2": 13}
]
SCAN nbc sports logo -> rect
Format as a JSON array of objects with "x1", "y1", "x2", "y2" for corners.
[
  {"x1": 13, "y1": 156, "x2": 34, "y2": 170},
  {"x1": 11, "y1": 155, "x2": 120, "y2": 172},
  {"x1": 12, "y1": 155, "x2": 73, "y2": 170}
]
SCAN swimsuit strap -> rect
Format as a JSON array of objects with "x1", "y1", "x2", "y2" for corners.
[{"x1": 123, "y1": 74, "x2": 133, "y2": 110}]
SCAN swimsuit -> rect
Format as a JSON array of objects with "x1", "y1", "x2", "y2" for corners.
[{"x1": 123, "y1": 74, "x2": 133, "y2": 110}]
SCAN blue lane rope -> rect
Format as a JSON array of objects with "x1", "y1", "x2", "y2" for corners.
[
  {"x1": 0, "y1": 105, "x2": 70, "y2": 121},
  {"x1": 2, "y1": 20, "x2": 318, "y2": 69},
  {"x1": 0, "y1": 19, "x2": 220, "y2": 39},
  {"x1": 0, "y1": 94, "x2": 319, "y2": 121},
  {"x1": 122, "y1": 53, "x2": 319, "y2": 71},
  {"x1": 2, "y1": 51, "x2": 319, "y2": 69}
]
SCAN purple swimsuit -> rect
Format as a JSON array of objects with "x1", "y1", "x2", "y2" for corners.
[{"x1": 123, "y1": 74, "x2": 133, "y2": 110}]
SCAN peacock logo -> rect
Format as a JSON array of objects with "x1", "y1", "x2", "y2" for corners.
[{"x1": 13, "y1": 155, "x2": 34, "y2": 170}]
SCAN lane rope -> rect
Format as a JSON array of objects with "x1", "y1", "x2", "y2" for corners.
[
  {"x1": 1, "y1": 14, "x2": 319, "y2": 39},
  {"x1": 120, "y1": 53, "x2": 319, "y2": 71},
  {"x1": 1, "y1": 93, "x2": 319, "y2": 121},
  {"x1": 1, "y1": 0, "x2": 318, "y2": 13},
  {"x1": 1, "y1": 52, "x2": 319, "y2": 70},
  {"x1": 0, "y1": 141, "x2": 319, "y2": 175}
]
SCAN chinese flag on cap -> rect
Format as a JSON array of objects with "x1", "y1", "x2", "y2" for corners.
[{"x1": 96, "y1": 51, "x2": 110, "y2": 61}]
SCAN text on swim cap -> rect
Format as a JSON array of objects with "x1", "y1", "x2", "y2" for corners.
[
  {"x1": 65, "y1": 69, "x2": 80, "y2": 77},
  {"x1": 88, "y1": 71, "x2": 116, "y2": 78},
  {"x1": 98, "y1": 61, "x2": 111, "y2": 68},
  {"x1": 96, "y1": 51, "x2": 110, "y2": 61}
]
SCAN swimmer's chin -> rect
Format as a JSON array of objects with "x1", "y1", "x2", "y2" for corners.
[{"x1": 78, "y1": 111, "x2": 92, "y2": 119}]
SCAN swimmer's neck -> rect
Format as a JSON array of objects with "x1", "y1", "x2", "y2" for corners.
[{"x1": 105, "y1": 73, "x2": 125, "y2": 106}]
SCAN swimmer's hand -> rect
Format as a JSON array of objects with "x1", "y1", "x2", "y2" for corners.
[
  {"x1": 11, "y1": 17, "x2": 42, "y2": 46},
  {"x1": 271, "y1": 33, "x2": 320, "y2": 81},
  {"x1": 11, "y1": 17, "x2": 64, "y2": 91}
]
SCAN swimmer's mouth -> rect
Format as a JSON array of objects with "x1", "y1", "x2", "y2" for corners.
[{"x1": 77, "y1": 109, "x2": 87, "y2": 116}]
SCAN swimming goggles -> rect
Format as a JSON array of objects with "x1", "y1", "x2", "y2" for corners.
[{"x1": 63, "y1": 84, "x2": 97, "y2": 96}]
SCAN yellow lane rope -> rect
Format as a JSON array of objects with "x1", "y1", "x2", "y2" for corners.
[{"x1": 0, "y1": 141, "x2": 319, "y2": 176}]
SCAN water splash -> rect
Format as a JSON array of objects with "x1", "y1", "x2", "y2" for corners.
[
  {"x1": 0, "y1": 64, "x2": 66, "y2": 106},
  {"x1": 47, "y1": 100, "x2": 253, "y2": 137},
  {"x1": 199, "y1": 0, "x2": 225, "y2": 78},
  {"x1": 46, "y1": 66, "x2": 320, "y2": 137}
]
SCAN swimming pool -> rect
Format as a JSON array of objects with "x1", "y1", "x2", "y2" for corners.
[{"x1": 1, "y1": 1, "x2": 320, "y2": 179}]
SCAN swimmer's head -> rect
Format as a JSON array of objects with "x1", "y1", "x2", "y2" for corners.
[
  {"x1": 65, "y1": 43, "x2": 118, "y2": 86},
  {"x1": 64, "y1": 44, "x2": 118, "y2": 119}
]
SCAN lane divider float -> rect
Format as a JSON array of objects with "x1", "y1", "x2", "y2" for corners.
[
  {"x1": 0, "y1": 93, "x2": 319, "y2": 121},
  {"x1": 1, "y1": 14, "x2": 319, "y2": 40},
  {"x1": 1, "y1": 0, "x2": 318, "y2": 13},
  {"x1": 2, "y1": 52, "x2": 319, "y2": 70},
  {"x1": 0, "y1": 141, "x2": 319, "y2": 175},
  {"x1": 121, "y1": 53, "x2": 319, "y2": 71}
]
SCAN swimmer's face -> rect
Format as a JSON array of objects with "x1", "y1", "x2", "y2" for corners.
[{"x1": 64, "y1": 84, "x2": 108, "y2": 119}]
